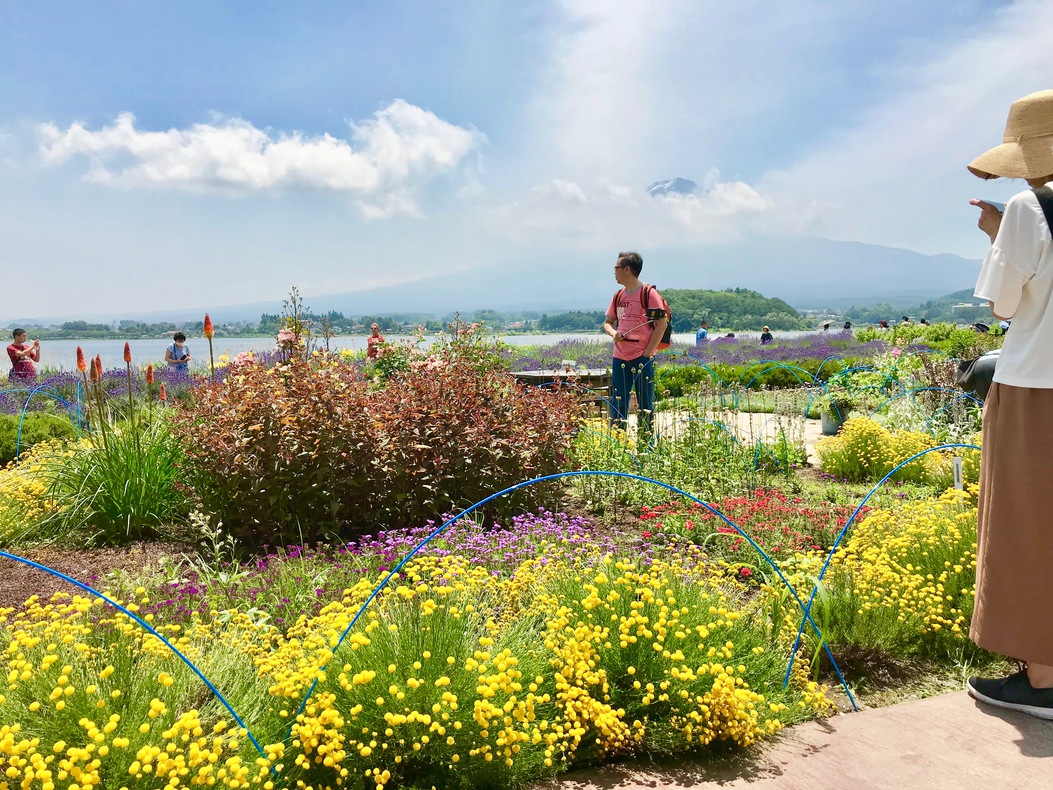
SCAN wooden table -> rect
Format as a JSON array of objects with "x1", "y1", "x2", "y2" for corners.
[{"x1": 510, "y1": 368, "x2": 611, "y2": 410}]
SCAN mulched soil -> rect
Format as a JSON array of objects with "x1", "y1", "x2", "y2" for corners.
[{"x1": 0, "y1": 541, "x2": 189, "y2": 612}]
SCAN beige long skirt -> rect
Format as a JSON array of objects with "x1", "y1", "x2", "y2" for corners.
[{"x1": 971, "y1": 382, "x2": 1053, "y2": 665}]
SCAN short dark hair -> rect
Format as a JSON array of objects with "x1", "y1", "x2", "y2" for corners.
[
  {"x1": 173, "y1": 332, "x2": 187, "y2": 342},
  {"x1": 701, "y1": 320, "x2": 709, "y2": 326},
  {"x1": 617, "y1": 251, "x2": 643, "y2": 276},
  {"x1": 12, "y1": 328, "x2": 25, "y2": 338}
]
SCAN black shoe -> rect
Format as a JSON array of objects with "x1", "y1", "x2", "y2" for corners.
[{"x1": 967, "y1": 670, "x2": 1053, "y2": 720}]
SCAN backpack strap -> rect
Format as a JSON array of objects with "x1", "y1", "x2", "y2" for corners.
[
  {"x1": 1034, "y1": 185, "x2": 1053, "y2": 236},
  {"x1": 608, "y1": 287, "x2": 625, "y2": 323}
]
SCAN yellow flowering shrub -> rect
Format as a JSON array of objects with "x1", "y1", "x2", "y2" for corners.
[
  {"x1": 0, "y1": 544, "x2": 833, "y2": 789},
  {"x1": 816, "y1": 417, "x2": 952, "y2": 485},
  {"x1": 0, "y1": 439, "x2": 77, "y2": 538},
  {"x1": 821, "y1": 486, "x2": 979, "y2": 658}
]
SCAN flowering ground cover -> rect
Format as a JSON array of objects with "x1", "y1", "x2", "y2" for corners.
[
  {"x1": 0, "y1": 510, "x2": 835, "y2": 789},
  {"x1": 639, "y1": 489, "x2": 867, "y2": 571}
]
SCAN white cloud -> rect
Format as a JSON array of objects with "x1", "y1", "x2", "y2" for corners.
[
  {"x1": 491, "y1": 173, "x2": 770, "y2": 249},
  {"x1": 37, "y1": 100, "x2": 483, "y2": 217}
]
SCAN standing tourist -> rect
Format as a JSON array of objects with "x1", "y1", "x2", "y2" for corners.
[
  {"x1": 367, "y1": 323, "x2": 385, "y2": 360},
  {"x1": 603, "y1": 251, "x2": 669, "y2": 441},
  {"x1": 695, "y1": 320, "x2": 709, "y2": 344},
  {"x1": 759, "y1": 325, "x2": 774, "y2": 345},
  {"x1": 6, "y1": 329, "x2": 40, "y2": 381},
  {"x1": 965, "y1": 89, "x2": 1053, "y2": 718},
  {"x1": 164, "y1": 332, "x2": 191, "y2": 373}
]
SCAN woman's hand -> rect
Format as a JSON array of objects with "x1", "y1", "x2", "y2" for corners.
[{"x1": 970, "y1": 199, "x2": 1003, "y2": 243}]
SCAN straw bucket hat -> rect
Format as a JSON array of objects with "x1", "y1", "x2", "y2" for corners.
[{"x1": 969, "y1": 89, "x2": 1053, "y2": 180}]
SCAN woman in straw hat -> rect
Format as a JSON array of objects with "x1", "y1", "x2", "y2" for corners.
[{"x1": 965, "y1": 89, "x2": 1053, "y2": 719}]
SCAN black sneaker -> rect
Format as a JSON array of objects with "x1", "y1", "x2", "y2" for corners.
[{"x1": 967, "y1": 670, "x2": 1053, "y2": 720}]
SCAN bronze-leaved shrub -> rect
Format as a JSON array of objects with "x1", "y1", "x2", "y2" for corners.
[{"x1": 175, "y1": 357, "x2": 582, "y2": 546}]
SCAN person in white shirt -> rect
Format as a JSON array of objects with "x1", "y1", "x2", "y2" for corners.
[{"x1": 965, "y1": 89, "x2": 1053, "y2": 719}]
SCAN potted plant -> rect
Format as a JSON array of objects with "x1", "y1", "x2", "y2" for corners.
[{"x1": 814, "y1": 377, "x2": 856, "y2": 435}]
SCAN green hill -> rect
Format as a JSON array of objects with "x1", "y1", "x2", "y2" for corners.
[{"x1": 662, "y1": 288, "x2": 808, "y2": 332}]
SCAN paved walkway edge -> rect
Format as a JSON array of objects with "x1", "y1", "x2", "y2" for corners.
[{"x1": 531, "y1": 691, "x2": 1053, "y2": 790}]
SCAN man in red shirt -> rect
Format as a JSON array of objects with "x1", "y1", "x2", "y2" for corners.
[
  {"x1": 603, "y1": 251, "x2": 668, "y2": 441},
  {"x1": 7, "y1": 328, "x2": 40, "y2": 380}
]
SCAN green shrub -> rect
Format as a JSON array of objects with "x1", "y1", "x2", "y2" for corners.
[
  {"x1": 176, "y1": 357, "x2": 582, "y2": 547},
  {"x1": 0, "y1": 412, "x2": 78, "y2": 465}
]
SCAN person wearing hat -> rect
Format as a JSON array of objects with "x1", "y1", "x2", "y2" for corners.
[
  {"x1": 965, "y1": 89, "x2": 1053, "y2": 719},
  {"x1": 759, "y1": 325, "x2": 773, "y2": 345}
]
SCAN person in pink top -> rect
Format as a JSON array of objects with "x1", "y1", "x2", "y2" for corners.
[
  {"x1": 7, "y1": 328, "x2": 40, "y2": 381},
  {"x1": 603, "y1": 251, "x2": 669, "y2": 441}
]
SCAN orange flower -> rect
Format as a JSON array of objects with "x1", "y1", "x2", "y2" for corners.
[
  {"x1": 89, "y1": 358, "x2": 100, "y2": 382},
  {"x1": 203, "y1": 314, "x2": 214, "y2": 340},
  {"x1": 76, "y1": 347, "x2": 87, "y2": 373},
  {"x1": 123, "y1": 342, "x2": 132, "y2": 364},
  {"x1": 95, "y1": 355, "x2": 102, "y2": 377},
  {"x1": 145, "y1": 364, "x2": 154, "y2": 385},
  {"x1": 159, "y1": 383, "x2": 167, "y2": 402}
]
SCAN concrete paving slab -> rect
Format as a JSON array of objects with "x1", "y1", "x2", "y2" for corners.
[{"x1": 531, "y1": 692, "x2": 1053, "y2": 790}]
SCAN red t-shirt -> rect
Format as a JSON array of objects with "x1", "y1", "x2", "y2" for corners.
[
  {"x1": 7, "y1": 343, "x2": 38, "y2": 377},
  {"x1": 367, "y1": 334, "x2": 385, "y2": 359},
  {"x1": 606, "y1": 285, "x2": 664, "y2": 360}
]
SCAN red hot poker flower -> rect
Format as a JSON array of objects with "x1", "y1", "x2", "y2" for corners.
[
  {"x1": 203, "y1": 314, "x2": 214, "y2": 340},
  {"x1": 89, "y1": 358, "x2": 100, "y2": 382},
  {"x1": 76, "y1": 346, "x2": 87, "y2": 373},
  {"x1": 95, "y1": 355, "x2": 102, "y2": 377},
  {"x1": 145, "y1": 364, "x2": 154, "y2": 385},
  {"x1": 159, "y1": 383, "x2": 168, "y2": 402},
  {"x1": 123, "y1": 342, "x2": 132, "y2": 364}
]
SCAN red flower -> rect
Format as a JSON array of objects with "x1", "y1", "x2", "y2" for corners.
[
  {"x1": 203, "y1": 314, "x2": 214, "y2": 340},
  {"x1": 123, "y1": 342, "x2": 132, "y2": 364},
  {"x1": 159, "y1": 383, "x2": 168, "y2": 402},
  {"x1": 642, "y1": 531, "x2": 652, "y2": 539},
  {"x1": 76, "y1": 347, "x2": 87, "y2": 374},
  {"x1": 145, "y1": 364, "x2": 154, "y2": 385},
  {"x1": 89, "y1": 358, "x2": 100, "y2": 382},
  {"x1": 95, "y1": 355, "x2": 102, "y2": 377}
]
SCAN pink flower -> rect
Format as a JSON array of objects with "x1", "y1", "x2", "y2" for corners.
[
  {"x1": 276, "y1": 328, "x2": 297, "y2": 347},
  {"x1": 891, "y1": 347, "x2": 902, "y2": 359},
  {"x1": 233, "y1": 351, "x2": 255, "y2": 367}
]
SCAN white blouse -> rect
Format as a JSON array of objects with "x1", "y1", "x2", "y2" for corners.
[{"x1": 974, "y1": 188, "x2": 1053, "y2": 388}]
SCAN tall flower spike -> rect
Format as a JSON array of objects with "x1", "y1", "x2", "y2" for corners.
[
  {"x1": 123, "y1": 342, "x2": 132, "y2": 364},
  {"x1": 159, "y1": 382, "x2": 168, "y2": 402},
  {"x1": 89, "y1": 358, "x2": 100, "y2": 382},
  {"x1": 76, "y1": 346, "x2": 87, "y2": 373},
  {"x1": 95, "y1": 355, "x2": 102, "y2": 377},
  {"x1": 203, "y1": 313, "x2": 214, "y2": 340},
  {"x1": 145, "y1": 364, "x2": 154, "y2": 385}
]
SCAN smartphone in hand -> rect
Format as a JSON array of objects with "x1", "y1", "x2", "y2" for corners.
[{"x1": 977, "y1": 199, "x2": 1005, "y2": 213}]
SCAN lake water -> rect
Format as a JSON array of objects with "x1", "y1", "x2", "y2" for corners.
[{"x1": 26, "y1": 333, "x2": 701, "y2": 372}]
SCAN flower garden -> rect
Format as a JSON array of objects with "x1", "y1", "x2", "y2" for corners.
[{"x1": 0, "y1": 317, "x2": 1004, "y2": 789}]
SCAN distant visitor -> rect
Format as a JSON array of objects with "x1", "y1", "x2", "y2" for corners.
[
  {"x1": 760, "y1": 326, "x2": 773, "y2": 344},
  {"x1": 165, "y1": 332, "x2": 191, "y2": 373},
  {"x1": 367, "y1": 323, "x2": 385, "y2": 360},
  {"x1": 695, "y1": 320, "x2": 709, "y2": 344},
  {"x1": 6, "y1": 328, "x2": 40, "y2": 381}
]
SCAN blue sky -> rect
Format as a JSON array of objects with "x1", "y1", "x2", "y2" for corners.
[{"x1": 2, "y1": 0, "x2": 1050, "y2": 319}]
